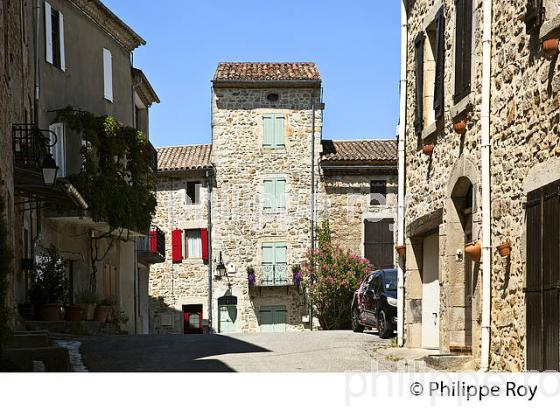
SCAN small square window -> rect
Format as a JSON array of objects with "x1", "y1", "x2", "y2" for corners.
[
  {"x1": 186, "y1": 181, "x2": 201, "y2": 205},
  {"x1": 370, "y1": 181, "x2": 387, "y2": 206}
]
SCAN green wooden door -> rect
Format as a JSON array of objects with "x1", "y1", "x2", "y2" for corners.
[
  {"x1": 260, "y1": 305, "x2": 287, "y2": 333},
  {"x1": 219, "y1": 305, "x2": 237, "y2": 334}
]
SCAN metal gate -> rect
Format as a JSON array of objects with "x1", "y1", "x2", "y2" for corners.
[{"x1": 525, "y1": 180, "x2": 560, "y2": 371}]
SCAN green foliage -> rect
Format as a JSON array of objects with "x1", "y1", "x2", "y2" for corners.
[
  {"x1": 303, "y1": 221, "x2": 373, "y2": 330},
  {"x1": 29, "y1": 247, "x2": 67, "y2": 305},
  {"x1": 0, "y1": 195, "x2": 12, "y2": 346},
  {"x1": 75, "y1": 289, "x2": 100, "y2": 305},
  {"x1": 56, "y1": 107, "x2": 156, "y2": 233}
]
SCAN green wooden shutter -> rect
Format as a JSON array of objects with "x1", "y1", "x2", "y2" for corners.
[
  {"x1": 275, "y1": 243, "x2": 287, "y2": 284},
  {"x1": 263, "y1": 115, "x2": 274, "y2": 147},
  {"x1": 262, "y1": 243, "x2": 274, "y2": 284},
  {"x1": 275, "y1": 179, "x2": 286, "y2": 210},
  {"x1": 263, "y1": 180, "x2": 274, "y2": 211},
  {"x1": 274, "y1": 115, "x2": 285, "y2": 147},
  {"x1": 273, "y1": 306, "x2": 287, "y2": 332},
  {"x1": 260, "y1": 307, "x2": 273, "y2": 333}
]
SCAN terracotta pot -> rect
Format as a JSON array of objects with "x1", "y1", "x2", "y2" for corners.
[
  {"x1": 453, "y1": 120, "x2": 467, "y2": 135},
  {"x1": 497, "y1": 241, "x2": 511, "y2": 258},
  {"x1": 76, "y1": 303, "x2": 97, "y2": 321},
  {"x1": 543, "y1": 38, "x2": 559, "y2": 56},
  {"x1": 65, "y1": 305, "x2": 84, "y2": 322},
  {"x1": 40, "y1": 304, "x2": 63, "y2": 321},
  {"x1": 464, "y1": 241, "x2": 482, "y2": 263},
  {"x1": 395, "y1": 245, "x2": 406, "y2": 257},
  {"x1": 94, "y1": 305, "x2": 112, "y2": 323},
  {"x1": 422, "y1": 144, "x2": 434, "y2": 156}
]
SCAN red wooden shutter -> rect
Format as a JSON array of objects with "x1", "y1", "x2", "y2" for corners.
[
  {"x1": 201, "y1": 228, "x2": 209, "y2": 262},
  {"x1": 172, "y1": 229, "x2": 183, "y2": 263},
  {"x1": 149, "y1": 229, "x2": 157, "y2": 253}
]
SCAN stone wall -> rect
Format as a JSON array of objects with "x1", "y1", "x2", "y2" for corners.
[{"x1": 404, "y1": 0, "x2": 560, "y2": 370}]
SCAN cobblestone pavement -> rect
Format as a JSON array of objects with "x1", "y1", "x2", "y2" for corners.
[{"x1": 79, "y1": 330, "x2": 402, "y2": 372}]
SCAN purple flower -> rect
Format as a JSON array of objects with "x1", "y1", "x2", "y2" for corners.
[{"x1": 248, "y1": 272, "x2": 256, "y2": 286}]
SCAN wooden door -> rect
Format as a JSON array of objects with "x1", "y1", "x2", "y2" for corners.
[{"x1": 364, "y1": 219, "x2": 395, "y2": 269}]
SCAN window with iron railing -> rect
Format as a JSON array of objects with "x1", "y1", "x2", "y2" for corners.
[{"x1": 261, "y1": 242, "x2": 288, "y2": 286}]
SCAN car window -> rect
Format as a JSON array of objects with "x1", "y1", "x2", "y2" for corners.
[
  {"x1": 383, "y1": 270, "x2": 397, "y2": 291},
  {"x1": 371, "y1": 276, "x2": 382, "y2": 293}
]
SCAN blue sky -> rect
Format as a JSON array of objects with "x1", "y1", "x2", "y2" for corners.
[{"x1": 103, "y1": 0, "x2": 401, "y2": 147}]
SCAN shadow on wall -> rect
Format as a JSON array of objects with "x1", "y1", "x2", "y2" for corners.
[{"x1": 79, "y1": 332, "x2": 271, "y2": 372}]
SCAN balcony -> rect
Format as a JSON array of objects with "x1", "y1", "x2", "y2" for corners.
[
  {"x1": 137, "y1": 226, "x2": 165, "y2": 264},
  {"x1": 258, "y1": 263, "x2": 289, "y2": 287},
  {"x1": 12, "y1": 124, "x2": 52, "y2": 170}
]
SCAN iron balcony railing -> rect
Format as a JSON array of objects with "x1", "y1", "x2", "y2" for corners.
[
  {"x1": 260, "y1": 263, "x2": 288, "y2": 286},
  {"x1": 137, "y1": 226, "x2": 165, "y2": 264},
  {"x1": 12, "y1": 124, "x2": 55, "y2": 169}
]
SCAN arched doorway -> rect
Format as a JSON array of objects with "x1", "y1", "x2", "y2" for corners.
[{"x1": 218, "y1": 295, "x2": 238, "y2": 334}]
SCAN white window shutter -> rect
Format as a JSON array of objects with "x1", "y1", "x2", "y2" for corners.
[
  {"x1": 45, "y1": 2, "x2": 53, "y2": 64},
  {"x1": 59, "y1": 11, "x2": 65, "y2": 71},
  {"x1": 103, "y1": 48, "x2": 113, "y2": 102}
]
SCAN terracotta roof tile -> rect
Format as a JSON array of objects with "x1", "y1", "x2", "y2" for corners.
[
  {"x1": 321, "y1": 139, "x2": 397, "y2": 162},
  {"x1": 214, "y1": 62, "x2": 321, "y2": 82},
  {"x1": 157, "y1": 144, "x2": 212, "y2": 172}
]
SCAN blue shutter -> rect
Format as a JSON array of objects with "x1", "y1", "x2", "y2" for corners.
[
  {"x1": 275, "y1": 179, "x2": 286, "y2": 210},
  {"x1": 274, "y1": 115, "x2": 285, "y2": 147},
  {"x1": 263, "y1": 180, "x2": 274, "y2": 211},
  {"x1": 262, "y1": 243, "x2": 274, "y2": 285},
  {"x1": 263, "y1": 115, "x2": 274, "y2": 147}
]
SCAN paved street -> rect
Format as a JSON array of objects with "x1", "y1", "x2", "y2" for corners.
[{"x1": 79, "y1": 330, "x2": 393, "y2": 372}]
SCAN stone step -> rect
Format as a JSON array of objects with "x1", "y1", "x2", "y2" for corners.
[
  {"x1": 424, "y1": 354, "x2": 476, "y2": 371},
  {"x1": 1, "y1": 347, "x2": 71, "y2": 372},
  {"x1": 5, "y1": 333, "x2": 50, "y2": 349},
  {"x1": 25, "y1": 320, "x2": 120, "y2": 336}
]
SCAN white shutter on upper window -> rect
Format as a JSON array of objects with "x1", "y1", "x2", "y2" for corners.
[
  {"x1": 103, "y1": 48, "x2": 113, "y2": 102},
  {"x1": 49, "y1": 123, "x2": 66, "y2": 177},
  {"x1": 45, "y1": 2, "x2": 53, "y2": 64},
  {"x1": 59, "y1": 11, "x2": 65, "y2": 71}
]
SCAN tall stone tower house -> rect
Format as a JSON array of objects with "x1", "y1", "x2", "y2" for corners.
[{"x1": 150, "y1": 62, "x2": 398, "y2": 334}]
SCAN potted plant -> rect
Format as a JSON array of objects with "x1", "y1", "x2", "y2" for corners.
[
  {"x1": 95, "y1": 297, "x2": 115, "y2": 323},
  {"x1": 497, "y1": 240, "x2": 511, "y2": 258},
  {"x1": 65, "y1": 305, "x2": 84, "y2": 322},
  {"x1": 395, "y1": 244, "x2": 406, "y2": 257},
  {"x1": 108, "y1": 306, "x2": 129, "y2": 333},
  {"x1": 75, "y1": 289, "x2": 99, "y2": 321},
  {"x1": 453, "y1": 120, "x2": 467, "y2": 135},
  {"x1": 465, "y1": 241, "x2": 482, "y2": 263},
  {"x1": 292, "y1": 264, "x2": 303, "y2": 286},
  {"x1": 29, "y1": 247, "x2": 67, "y2": 321},
  {"x1": 543, "y1": 38, "x2": 559, "y2": 56},
  {"x1": 422, "y1": 144, "x2": 434, "y2": 156},
  {"x1": 247, "y1": 266, "x2": 256, "y2": 287}
]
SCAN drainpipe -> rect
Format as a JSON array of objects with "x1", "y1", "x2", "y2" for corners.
[
  {"x1": 206, "y1": 168, "x2": 214, "y2": 334},
  {"x1": 309, "y1": 95, "x2": 316, "y2": 331},
  {"x1": 480, "y1": 0, "x2": 493, "y2": 372},
  {"x1": 397, "y1": 0, "x2": 408, "y2": 348},
  {"x1": 34, "y1": 0, "x2": 40, "y2": 127}
]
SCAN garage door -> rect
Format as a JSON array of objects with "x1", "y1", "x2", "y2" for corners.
[
  {"x1": 364, "y1": 219, "x2": 395, "y2": 269},
  {"x1": 260, "y1": 305, "x2": 287, "y2": 333}
]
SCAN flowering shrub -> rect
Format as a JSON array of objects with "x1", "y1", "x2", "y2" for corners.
[{"x1": 303, "y1": 221, "x2": 373, "y2": 330}]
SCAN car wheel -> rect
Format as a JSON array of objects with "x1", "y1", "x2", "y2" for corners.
[
  {"x1": 352, "y1": 308, "x2": 364, "y2": 333},
  {"x1": 377, "y1": 310, "x2": 393, "y2": 339}
]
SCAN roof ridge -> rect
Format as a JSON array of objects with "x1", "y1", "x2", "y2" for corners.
[
  {"x1": 324, "y1": 138, "x2": 396, "y2": 142},
  {"x1": 157, "y1": 143, "x2": 212, "y2": 149}
]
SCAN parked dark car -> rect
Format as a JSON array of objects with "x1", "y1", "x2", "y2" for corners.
[{"x1": 351, "y1": 269, "x2": 397, "y2": 338}]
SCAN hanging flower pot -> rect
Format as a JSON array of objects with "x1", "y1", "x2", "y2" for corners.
[
  {"x1": 395, "y1": 245, "x2": 406, "y2": 257},
  {"x1": 422, "y1": 144, "x2": 434, "y2": 156},
  {"x1": 453, "y1": 120, "x2": 467, "y2": 135},
  {"x1": 464, "y1": 241, "x2": 482, "y2": 262},
  {"x1": 543, "y1": 38, "x2": 560, "y2": 56},
  {"x1": 496, "y1": 240, "x2": 511, "y2": 258}
]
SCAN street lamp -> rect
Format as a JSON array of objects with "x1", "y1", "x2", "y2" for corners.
[
  {"x1": 41, "y1": 153, "x2": 58, "y2": 186},
  {"x1": 215, "y1": 251, "x2": 226, "y2": 278}
]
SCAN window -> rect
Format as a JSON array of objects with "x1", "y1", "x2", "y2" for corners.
[
  {"x1": 262, "y1": 243, "x2": 287, "y2": 285},
  {"x1": 103, "y1": 48, "x2": 113, "y2": 102},
  {"x1": 454, "y1": 0, "x2": 473, "y2": 104},
  {"x1": 263, "y1": 114, "x2": 285, "y2": 148},
  {"x1": 186, "y1": 181, "x2": 201, "y2": 205},
  {"x1": 267, "y1": 93, "x2": 279, "y2": 102},
  {"x1": 263, "y1": 178, "x2": 286, "y2": 212},
  {"x1": 414, "y1": 7, "x2": 445, "y2": 136},
  {"x1": 185, "y1": 230, "x2": 202, "y2": 258},
  {"x1": 49, "y1": 122, "x2": 66, "y2": 177},
  {"x1": 370, "y1": 180, "x2": 387, "y2": 206},
  {"x1": 44, "y1": 2, "x2": 65, "y2": 71}
]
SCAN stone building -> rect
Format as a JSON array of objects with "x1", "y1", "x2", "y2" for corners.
[
  {"x1": 150, "y1": 62, "x2": 398, "y2": 334},
  {"x1": 400, "y1": 0, "x2": 560, "y2": 371},
  {"x1": 8, "y1": 0, "x2": 159, "y2": 335}
]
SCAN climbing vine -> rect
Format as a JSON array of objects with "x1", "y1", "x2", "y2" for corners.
[
  {"x1": 56, "y1": 108, "x2": 157, "y2": 292},
  {"x1": 0, "y1": 194, "x2": 12, "y2": 348}
]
